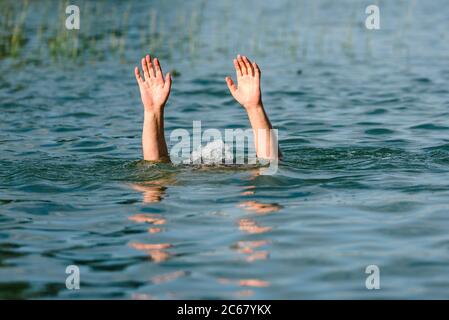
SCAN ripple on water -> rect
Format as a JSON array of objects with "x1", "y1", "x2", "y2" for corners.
[
  {"x1": 364, "y1": 128, "x2": 395, "y2": 135},
  {"x1": 1, "y1": 0, "x2": 449, "y2": 299}
]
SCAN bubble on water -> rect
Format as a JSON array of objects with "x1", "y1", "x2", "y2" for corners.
[{"x1": 191, "y1": 140, "x2": 233, "y2": 165}]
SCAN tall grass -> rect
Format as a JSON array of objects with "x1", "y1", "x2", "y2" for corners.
[
  {"x1": 0, "y1": 0, "x2": 411, "y2": 66},
  {"x1": 0, "y1": 0, "x2": 29, "y2": 58}
]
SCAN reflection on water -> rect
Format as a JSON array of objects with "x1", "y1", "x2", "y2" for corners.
[
  {"x1": 219, "y1": 182, "x2": 279, "y2": 294},
  {"x1": 218, "y1": 277, "x2": 271, "y2": 288},
  {"x1": 129, "y1": 242, "x2": 172, "y2": 263},
  {"x1": 1, "y1": 0, "x2": 449, "y2": 299},
  {"x1": 128, "y1": 213, "x2": 165, "y2": 233},
  {"x1": 129, "y1": 171, "x2": 277, "y2": 296},
  {"x1": 234, "y1": 240, "x2": 270, "y2": 262},
  {"x1": 128, "y1": 176, "x2": 175, "y2": 264},
  {"x1": 238, "y1": 219, "x2": 272, "y2": 234},
  {"x1": 129, "y1": 184, "x2": 167, "y2": 203},
  {"x1": 238, "y1": 201, "x2": 283, "y2": 215},
  {"x1": 240, "y1": 186, "x2": 256, "y2": 196},
  {"x1": 151, "y1": 270, "x2": 188, "y2": 285},
  {"x1": 129, "y1": 175, "x2": 176, "y2": 203},
  {"x1": 128, "y1": 213, "x2": 166, "y2": 225}
]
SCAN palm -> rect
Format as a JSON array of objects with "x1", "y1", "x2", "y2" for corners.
[
  {"x1": 139, "y1": 81, "x2": 168, "y2": 109},
  {"x1": 134, "y1": 55, "x2": 172, "y2": 112},
  {"x1": 226, "y1": 55, "x2": 262, "y2": 110},
  {"x1": 233, "y1": 75, "x2": 261, "y2": 107}
]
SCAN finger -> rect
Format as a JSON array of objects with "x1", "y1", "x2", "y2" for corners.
[
  {"x1": 225, "y1": 76, "x2": 237, "y2": 93},
  {"x1": 153, "y1": 58, "x2": 163, "y2": 82},
  {"x1": 141, "y1": 58, "x2": 150, "y2": 81},
  {"x1": 164, "y1": 72, "x2": 172, "y2": 91},
  {"x1": 134, "y1": 66, "x2": 143, "y2": 85},
  {"x1": 253, "y1": 62, "x2": 261, "y2": 78},
  {"x1": 225, "y1": 77, "x2": 238, "y2": 99},
  {"x1": 237, "y1": 54, "x2": 247, "y2": 75},
  {"x1": 146, "y1": 54, "x2": 155, "y2": 78},
  {"x1": 242, "y1": 56, "x2": 254, "y2": 76},
  {"x1": 233, "y1": 59, "x2": 242, "y2": 78}
]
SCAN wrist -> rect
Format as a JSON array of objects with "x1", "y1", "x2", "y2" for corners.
[
  {"x1": 144, "y1": 108, "x2": 164, "y2": 118},
  {"x1": 244, "y1": 102, "x2": 264, "y2": 114}
]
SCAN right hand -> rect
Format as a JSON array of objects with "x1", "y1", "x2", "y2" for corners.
[{"x1": 134, "y1": 54, "x2": 172, "y2": 113}]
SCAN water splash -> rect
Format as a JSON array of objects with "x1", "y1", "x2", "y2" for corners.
[{"x1": 191, "y1": 140, "x2": 234, "y2": 165}]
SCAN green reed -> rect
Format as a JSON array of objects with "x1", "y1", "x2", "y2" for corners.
[
  {"x1": 0, "y1": 0, "x2": 29, "y2": 58},
  {"x1": 0, "y1": 0, "x2": 402, "y2": 66}
]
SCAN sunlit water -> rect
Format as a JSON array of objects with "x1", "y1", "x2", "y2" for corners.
[{"x1": 1, "y1": 0, "x2": 449, "y2": 299}]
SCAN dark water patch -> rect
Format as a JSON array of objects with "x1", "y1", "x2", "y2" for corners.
[
  {"x1": 410, "y1": 123, "x2": 449, "y2": 130},
  {"x1": 282, "y1": 137, "x2": 311, "y2": 146},
  {"x1": 357, "y1": 200, "x2": 423, "y2": 214},
  {"x1": 356, "y1": 121, "x2": 382, "y2": 126},
  {"x1": 376, "y1": 223, "x2": 443, "y2": 238},
  {"x1": 423, "y1": 143, "x2": 449, "y2": 152},
  {"x1": 365, "y1": 108, "x2": 388, "y2": 115},
  {"x1": 9, "y1": 201, "x2": 80, "y2": 216},
  {"x1": 71, "y1": 140, "x2": 105, "y2": 148},
  {"x1": 0, "y1": 243, "x2": 26, "y2": 267},
  {"x1": 413, "y1": 77, "x2": 432, "y2": 84},
  {"x1": 271, "y1": 90, "x2": 306, "y2": 97},
  {"x1": 70, "y1": 145, "x2": 117, "y2": 153},
  {"x1": 62, "y1": 112, "x2": 98, "y2": 119},
  {"x1": 300, "y1": 128, "x2": 334, "y2": 134},
  {"x1": 364, "y1": 128, "x2": 394, "y2": 135},
  {"x1": 372, "y1": 98, "x2": 401, "y2": 105},
  {"x1": 0, "y1": 282, "x2": 30, "y2": 299},
  {"x1": 50, "y1": 126, "x2": 83, "y2": 133}
]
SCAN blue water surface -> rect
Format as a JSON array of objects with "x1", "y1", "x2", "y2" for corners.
[{"x1": 1, "y1": 0, "x2": 449, "y2": 299}]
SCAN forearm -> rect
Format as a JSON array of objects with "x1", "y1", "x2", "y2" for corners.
[
  {"x1": 246, "y1": 103, "x2": 281, "y2": 160},
  {"x1": 142, "y1": 110, "x2": 170, "y2": 162}
]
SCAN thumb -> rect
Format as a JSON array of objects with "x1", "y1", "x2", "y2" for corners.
[
  {"x1": 225, "y1": 76, "x2": 237, "y2": 98},
  {"x1": 164, "y1": 72, "x2": 172, "y2": 90}
]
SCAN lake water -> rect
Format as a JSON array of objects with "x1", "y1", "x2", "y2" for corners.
[{"x1": 1, "y1": 0, "x2": 449, "y2": 299}]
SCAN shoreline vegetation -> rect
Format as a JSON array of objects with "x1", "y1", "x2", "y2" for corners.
[
  {"x1": 0, "y1": 0, "x2": 207, "y2": 64},
  {"x1": 0, "y1": 0, "x2": 416, "y2": 67}
]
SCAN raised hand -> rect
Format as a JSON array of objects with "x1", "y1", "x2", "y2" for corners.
[
  {"x1": 225, "y1": 55, "x2": 262, "y2": 110},
  {"x1": 134, "y1": 54, "x2": 171, "y2": 162},
  {"x1": 225, "y1": 55, "x2": 281, "y2": 161},
  {"x1": 135, "y1": 54, "x2": 172, "y2": 113}
]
